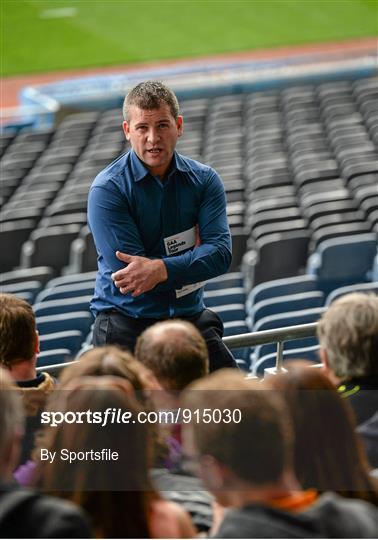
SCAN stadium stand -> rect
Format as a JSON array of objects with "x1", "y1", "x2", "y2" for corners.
[{"x1": 1, "y1": 75, "x2": 377, "y2": 373}]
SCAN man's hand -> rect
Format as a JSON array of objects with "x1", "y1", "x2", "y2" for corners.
[{"x1": 111, "y1": 252, "x2": 168, "y2": 297}]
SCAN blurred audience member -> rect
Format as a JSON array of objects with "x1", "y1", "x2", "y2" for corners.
[
  {"x1": 39, "y1": 375, "x2": 195, "y2": 538},
  {"x1": 135, "y1": 319, "x2": 209, "y2": 392},
  {"x1": 0, "y1": 367, "x2": 91, "y2": 538},
  {"x1": 0, "y1": 294, "x2": 55, "y2": 464},
  {"x1": 267, "y1": 363, "x2": 378, "y2": 506},
  {"x1": 317, "y1": 293, "x2": 378, "y2": 426},
  {"x1": 136, "y1": 321, "x2": 214, "y2": 533},
  {"x1": 181, "y1": 369, "x2": 378, "y2": 538}
]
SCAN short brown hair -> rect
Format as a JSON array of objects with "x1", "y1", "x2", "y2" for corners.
[
  {"x1": 0, "y1": 294, "x2": 36, "y2": 368},
  {"x1": 135, "y1": 320, "x2": 209, "y2": 391},
  {"x1": 317, "y1": 293, "x2": 378, "y2": 379},
  {"x1": 181, "y1": 369, "x2": 293, "y2": 485},
  {"x1": 123, "y1": 81, "x2": 179, "y2": 121}
]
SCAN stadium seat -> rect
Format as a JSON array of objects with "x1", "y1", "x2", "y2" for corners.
[
  {"x1": 325, "y1": 282, "x2": 378, "y2": 305},
  {"x1": 46, "y1": 271, "x2": 97, "y2": 289},
  {"x1": 1, "y1": 280, "x2": 42, "y2": 303},
  {"x1": 36, "y1": 349, "x2": 73, "y2": 368},
  {"x1": 0, "y1": 219, "x2": 35, "y2": 272},
  {"x1": 223, "y1": 320, "x2": 251, "y2": 368},
  {"x1": 211, "y1": 303, "x2": 246, "y2": 323},
  {"x1": 33, "y1": 295, "x2": 92, "y2": 317},
  {"x1": 67, "y1": 226, "x2": 97, "y2": 273},
  {"x1": 204, "y1": 287, "x2": 246, "y2": 308},
  {"x1": 307, "y1": 233, "x2": 378, "y2": 293},
  {"x1": 36, "y1": 360, "x2": 77, "y2": 377},
  {"x1": 246, "y1": 275, "x2": 319, "y2": 308},
  {"x1": 253, "y1": 345, "x2": 321, "y2": 377},
  {"x1": 230, "y1": 228, "x2": 248, "y2": 271},
  {"x1": 252, "y1": 307, "x2": 325, "y2": 361},
  {"x1": 205, "y1": 272, "x2": 244, "y2": 291},
  {"x1": 39, "y1": 330, "x2": 84, "y2": 355},
  {"x1": 248, "y1": 291, "x2": 324, "y2": 328},
  {"x1": 253, "y1": 231, "x2": 311, "y2": 285},
  {"x1": 20, "y1": 224, "x2": 82, "y2": 274},
  {"x1": 36, "y1": 311, "x2": 93, "y2": 336},
  {"x1": 0, "y1": 267, "x2": 53, "y2": 287},
  {"x1": 35, "y1": 282, "x2": 95, "y2": 303}
]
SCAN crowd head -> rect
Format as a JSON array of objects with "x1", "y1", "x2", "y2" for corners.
[
  {"x1": 0, "y1": 293, "x2": 38, "y2": 369},
  {"x1": 181, "y1": 369, "x2": 295, "y2": 494},
  {"x1": 317, "y1": 292, "x2": 378, "y2": 381},
  {"x1": 135, "y1": 319, "x2": 209, "y2": 391}
]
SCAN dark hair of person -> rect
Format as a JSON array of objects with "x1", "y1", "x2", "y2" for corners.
[
  {"x1": 40, "y1": 378, "x2": 157, "y2": 538},
  {"x1": 267, "y1": 363, "x2": 378, "y2": 506},
  {"x1": 182, "y1": 370, "x2": 293, "y2": 485}
]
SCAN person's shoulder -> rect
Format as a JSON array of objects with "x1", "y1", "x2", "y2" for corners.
[
  {"x1": 0, "y1": 487, "x2": 92, "y2": 538},
  {"x1": 91, "y1": 151, "x2": 131, "y2": 190},
  {"x1": 306, "y1": 492, "x2": 378, "y2": 537}
]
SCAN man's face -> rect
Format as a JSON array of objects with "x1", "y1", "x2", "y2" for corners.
[{"x1": 123, "y1": 104, "x2": 183, "y2": 178}]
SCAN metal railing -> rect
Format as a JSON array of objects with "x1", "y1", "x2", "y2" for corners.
[{"x1": 223, "y1": 322, "x2": 318, "y2": 372}]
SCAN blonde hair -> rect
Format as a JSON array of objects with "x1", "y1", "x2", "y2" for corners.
[{"x1": 317, "y1": 293, "x2": 378, "y2": 379}]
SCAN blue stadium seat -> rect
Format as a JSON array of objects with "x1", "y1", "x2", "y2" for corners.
[
  {"x1": 253, "y1": 346, "x2": 320, "y2": 377},
  {"x1": 252, "y1": 307, "x2": 325, "y2": 362},
  {"x1": 205, "y1": 272, "x2": 244, "y2": 291},
  {"x1": 33, "y1": 295, "x2": 92, "y2": 317},
  {"x1": 39, "y1": 330, "x2": 84, "y2": 355},
  {"x1": 248, "y1": 291, "x2": 324, "y2": 328},
  {"x1": 253, "y1": 230, "x2": 311, "y2": 285},
  {"x1": 36, "y1": 349, "x2": 72, "y2": 368},
  {"x1": 46, "y1": 271, "x2": 97, "y2": 289},
  {"x1": 20, "y1": 224, "x2": 82, "y2": 275},
  {"x1": 204, "y1": 287, "x2": 246, "y2": 308},
  {"x1": 325, "y1": 282, "x2": 378, "y2": 305},
  {"x1": 35, "y1": 282, "x2": 95, "y2": 303},
  {"x1": 1, "y1": 280, "x2": 42, "y2": 303},
  {"x1": 36, "y1": 311, "x2": 93, "y2": 337},
  {"x1": 246, "y1": 275, "x2": 318, "y2": 309},
  {"x1": 0, "y1": 219, "x2": 35, "y2": 272},
  {"x1": 0, "y1": 267, "x2": 53, "y2": 287},
  {"x1": 307, "y1": 233, "x2": 378, "y2": 294},
  {"x1": 211, "y1": 303, "x2": 246, "y2": 323},
  {"x1": 36, "y1": 360, "x2": 77, "y2": 377}
]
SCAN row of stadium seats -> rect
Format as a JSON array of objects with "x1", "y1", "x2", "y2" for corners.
[
  {"x1": 1, "y1": 77, "x2": 377, "y2": 277},
  {"x1": 1, "y1": 262, "x2": 377, "y2": 375}
]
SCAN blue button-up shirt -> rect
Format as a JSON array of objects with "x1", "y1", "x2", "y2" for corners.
[{"x1": 88, "y1": 150, "x2": 232, "y2": 319}]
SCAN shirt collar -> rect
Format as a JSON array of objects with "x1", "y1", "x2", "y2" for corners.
[{"x1": 130, "y1": 150, "x2": 189, "y2": 182}]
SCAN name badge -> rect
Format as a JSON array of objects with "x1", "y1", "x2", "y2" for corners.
[{"x1": 164, "y1": 226, "x2": 205, "y2": 298}]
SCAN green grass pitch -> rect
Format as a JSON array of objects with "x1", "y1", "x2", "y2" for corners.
[{"x1": 2, "y1": 0, "x2": 377, "y2": 77}]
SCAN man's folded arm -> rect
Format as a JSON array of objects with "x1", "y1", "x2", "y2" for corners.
[
  {"x1": 88, "y1": 185, "x2": 147, "y2": 270},
  {"x1": 155, "y1": 169, "x2": 232, "y2": 290}
]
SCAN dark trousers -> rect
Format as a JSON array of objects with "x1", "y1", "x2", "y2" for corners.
[{"x1": 92, "y1": 308, "x2": 237, "y2": 372}]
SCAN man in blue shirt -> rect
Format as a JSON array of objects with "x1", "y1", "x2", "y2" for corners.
[{"x1": 88, "y1": 81, "x2": 236, "y2": 370}]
